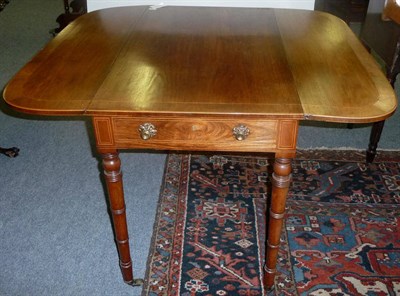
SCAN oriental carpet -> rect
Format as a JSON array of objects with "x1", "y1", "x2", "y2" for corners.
[{"x1": 142, "y1": 150, "x2": 400, "y2": 296}]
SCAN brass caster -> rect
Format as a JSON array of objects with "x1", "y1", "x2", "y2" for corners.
[{"x1": 128, "y1": 278, "x2": 144, "y2": 287}]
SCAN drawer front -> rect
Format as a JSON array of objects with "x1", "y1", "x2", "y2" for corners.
[{"x1": 111, "y1": 116, "x2": 279, "y2": 152}]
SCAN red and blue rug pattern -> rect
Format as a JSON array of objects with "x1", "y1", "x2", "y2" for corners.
[{"x1": 142, "y1": 150, "x2": 400, "y2": 295}]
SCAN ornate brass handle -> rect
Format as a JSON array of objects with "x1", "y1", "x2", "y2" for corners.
[
  {"x1": 232, "y1": 124, "x2": 250, "y2": 141},
  {"x1": 138, "y1": 123, "x2": 157, "y2": 140}
]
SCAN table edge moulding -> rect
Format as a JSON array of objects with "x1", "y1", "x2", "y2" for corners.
[{"x1": 2, "y1": 5, "x2": 397, "y2": 291}]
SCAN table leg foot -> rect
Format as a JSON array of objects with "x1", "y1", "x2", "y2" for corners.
[
  {"x1": 264, "y1": 157, "x2": 292, "y2": 290},
  {"x1": 101, "y1": 151, "x2": 134, "y2": 284},
  {"x1": 264, "y1": 265, "x2": 277, "y2": 289}
]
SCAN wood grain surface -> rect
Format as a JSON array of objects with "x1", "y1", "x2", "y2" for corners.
[{"x1": 3, "y1": 6, "x2": 397, "y2": 123}]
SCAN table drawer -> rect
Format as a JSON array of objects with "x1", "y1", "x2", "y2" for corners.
[{"x1": 111, "y1": 116, "x2": 279, "y2": 152}]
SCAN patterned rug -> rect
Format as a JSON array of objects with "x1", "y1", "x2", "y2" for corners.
[{"x1": 142, "y1": 150, "x2": 400, "y2": 296}]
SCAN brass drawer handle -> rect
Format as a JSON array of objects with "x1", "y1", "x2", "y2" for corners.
[
  {"x1": 138, "y1": 123, "x2": 157, "y2": 140},
  {"x1": 233, "y1": 124, "x2": 250, "y2": 141}
]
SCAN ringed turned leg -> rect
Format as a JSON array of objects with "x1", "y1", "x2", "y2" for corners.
[
  {"x1": 100, "y1": 150, "x2": 143, "y2": 286},
  {"x1": 264, "y1": 157, "x2": 292, "y2": 290}
]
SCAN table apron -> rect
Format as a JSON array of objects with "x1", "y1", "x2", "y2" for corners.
[{"x1": 93, "y1": 116, "x2": 298, "y2": 153}]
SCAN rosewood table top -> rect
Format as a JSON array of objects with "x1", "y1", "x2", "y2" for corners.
[{"x1": 2, "y1": 5, "x2": 398, "y2": 290}]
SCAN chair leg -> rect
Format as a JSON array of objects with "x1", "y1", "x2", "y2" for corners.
[{"x1": 366, "y1": 120, "x2": 385, "y2": 163}]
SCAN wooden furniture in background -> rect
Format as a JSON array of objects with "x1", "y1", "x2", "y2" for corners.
[
  {"x1": 53, "y1": 0, "x2": 87, "y2": 34},
  {"x1": 3, "y1": 6, "x2": 397, "y2": 290},
  {"x1": 361, "y1": 1, "x2": 400, "y2": 162},
  {"x1": 383, "y1": 0, "x2": 400, "y2": 23},
  {"x1": 362, "y1": 0, "x2": 400, "y2": 86},
  {"x1": 0, "y1": 0, "x2": 10, "y2": 11},
  {"x1": 314, "y1": 0, "x2": 369, "y2": 24}
]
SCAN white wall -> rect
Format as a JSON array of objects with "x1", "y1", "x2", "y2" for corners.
[{"x1": 87, "y1": 0, "x2": 315, "y2": 12}]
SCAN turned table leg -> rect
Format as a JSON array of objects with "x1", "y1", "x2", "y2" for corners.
[
  {"x1": 264, "y1": 157, "x2": 292, "y2": 290},
  {"x1": 100, "y1": 150, "x2": 143, "y2": 286},
  {"x1": 366, "y1": 120, "x2": 385, "y2": 163}
]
